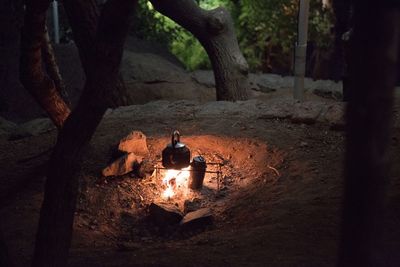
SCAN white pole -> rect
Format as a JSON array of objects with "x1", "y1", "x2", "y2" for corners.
[
  {"x1": 293, "y1": 0, "x2": 310, "y2": 101},
  {"x1": 52, "y1": 0, "x2": 60, "y2": 44}
]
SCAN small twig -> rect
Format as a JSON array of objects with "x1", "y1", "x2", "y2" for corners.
[
  {"x1": 267, "y1": 165, "x2": 280, "y2": 177},
  {"x1": 138, "y1": 194, "x2": 144, "y2": 201}
]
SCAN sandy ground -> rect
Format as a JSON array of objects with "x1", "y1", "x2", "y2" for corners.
[{"x1": 0, "y1": 94, "x2": 399, "y2": 267}]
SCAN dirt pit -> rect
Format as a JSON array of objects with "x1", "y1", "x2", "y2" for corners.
[
  {"x1": 1, "y1": 99, "x2": 399, "y2": 267},
  {"x1": 76, "y1": 135, "x2": 284, "y2": 243}
]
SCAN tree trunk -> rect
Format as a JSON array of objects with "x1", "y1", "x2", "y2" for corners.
[
  {"x1": 0, "y1": 230, "x2": 14, "y2": 267},
  {"x1": 338, "y1": 4, "x2": 399, "y2": 267},
  {"x1": 31, "y1": 0, "x2": 136, "y2": 266},
  {"x1": 61, "y1": 0, "x2": 132, "y2": 107},
  {"x1": 20, "y1": 0, "x2": 71, "y2": 128},
  {"x1": 42, "y1": 25, "x2": 71, "y2": 105},
  {"x1": 150, "y1": 0, "x2": 249, "y2": 101},
  {"x1": 330, "y1": 0, "x2": 352, "y2": 81}
]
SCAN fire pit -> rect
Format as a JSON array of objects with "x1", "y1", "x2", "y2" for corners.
[{"x1": 77, "y1": 132, "x2": 281, "y2": 241}]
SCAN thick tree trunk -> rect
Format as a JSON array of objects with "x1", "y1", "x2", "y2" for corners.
[
  {"x1": 151, "y1": 0, "x2": 249, "y2": 101},
  {"x1": 338, "y1": 4, "x2": 399, "y2": 267},
  {"x1": 31, "y1": 0, "x2": 135, "y2": 266},
  {"x1": 20, "y1": 0, "x2": 71, "y2": 128},
  {"x1": 0, "y1": 230, "x2": 13, "y2": 267},
  {"x1": 61, "y1": 0, "x2": 132, "y2": 107},
  {"x1": 42, "y1": 26, "x2": 70, "y2": 105}
]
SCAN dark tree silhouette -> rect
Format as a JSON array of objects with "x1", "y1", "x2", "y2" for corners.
[
  {"x1": 62, "y1": 0, "x2": 133, "y2": 107},
  {"x1": 31, "y1": 0, "x2": 137, "y2": 265},
  {"x1": 331, "y1": 0, "x2": 352, "y2": 82},
  {"x1": 338, "y1": 3, "x2": 399, "y2": 266}
]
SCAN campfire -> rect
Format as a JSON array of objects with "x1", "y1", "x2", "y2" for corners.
[
  {"x1": 161, "y1": 166, "x2": 191, "y2": 199},
  {"x1": 156, "y1": 130, "x2": 220, "y2": 201},
  {"x1": 98, "y1": 130, "x2": 274, "y2": 235}
]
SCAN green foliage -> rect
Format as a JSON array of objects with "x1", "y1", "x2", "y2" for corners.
[
  {"x1": 170, "y1": 31, "x2": 211, "y2": 70},
  {"x1": 131, "y1": 1, "x2": 181, "y2": 45},
  {"x1": 132, "y1": 0, "x2": 334, "y2": 72},
  {"x1": 234, "y1": 0, "x2": 333, "y2": 70}
]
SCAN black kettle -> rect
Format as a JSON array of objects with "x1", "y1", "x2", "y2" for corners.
[{"x1": 162, "y1": 131, "x2": 191, "y2": 169}]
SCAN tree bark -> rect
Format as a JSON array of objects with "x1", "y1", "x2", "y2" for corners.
[
  {"x1": 61, "y1": 0, "x2": 132, "y2": 107},
  {"x1": 20, "y1": 0, "x2": 71, "y2": 128},
  {"x1": 31, "y1": 0, "x2": 136, "y2": 266},
  {"x1": 42, "y1": 25, "x2": 71, "y2": 105},
  {"x1": 150, "y1": 0, "x2": 249, "y2": 101},
  {"x1": 0, "y1": 230, "x2": 14, "y2": 267},
  {"x1": 330, "y1": 0, "x2": 352, "y2": 81},
  {"x1": 338, "y1": 3, "x2": 399, "y2": 267}
]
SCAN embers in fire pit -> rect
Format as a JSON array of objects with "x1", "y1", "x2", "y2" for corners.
[{"x1": 161, "y1": 166, "x2": 191, "y2": 199}]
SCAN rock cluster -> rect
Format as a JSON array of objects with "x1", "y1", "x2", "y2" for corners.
[{"x1": 101, "y1": 130, "x2": 153, "y2": 177}]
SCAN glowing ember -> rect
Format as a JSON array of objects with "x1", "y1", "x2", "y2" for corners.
[{"x1": 161, "y1": 166, "x2": 191, "y2": 199}]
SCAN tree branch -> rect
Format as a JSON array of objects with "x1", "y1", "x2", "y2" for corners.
[
  {"x1": 151, "y1": 0, "x2": 249, "y2": 101},
  {"x1": 20, "y1": 0, "x2": 70, "y2": 128},
  {"x1": 62, "y1": 0, "x2": 132, "y2": 107},
  {"x1": 42, "y1": 25, "x2": 71, "y2": 105}
]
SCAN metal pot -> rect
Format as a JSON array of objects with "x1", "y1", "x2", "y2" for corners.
[
  {"x1": 162, "y1": 131, "x2": 191, "y2": 169},
  {"x1": 188, "y1": 156, "x2": 207, "y2": 190}
]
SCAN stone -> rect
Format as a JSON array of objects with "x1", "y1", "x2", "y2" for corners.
[
  {"x1": 323, "y1": 102, "x2": 346, "y2": 130},
  {"x1": 257, "y1": 99, "x2": 296, "y2": 120},
  {"x1": 191, "y1": 70, "x2": 215, "y2": 88},
  {"x1": 10, "y1": 118, "x2": 55, "y2": 139},
  {"x1": 254, "y1": 73, "x2": 285, "y2": 90},
  {"x1": 118, "y1": 130, "x2": 149, "y2": 156},
  {"x1": 102, "y1": 152, "x2": 143, "y2": 177},
  {"x1": 0, "y1": 117, "x2": 17, "y2": 139},
  {"x1": 121, "y1": 51, "x2": 214, "y2": 104},
  {"x1": 180, "y1": 208, "x2": 213, "y2": 230},
  {"x1": 291, "y1": 101, "x2": 324, "y2": 124},
  {"x1": 195, "y1": 101, "x2": 239, "y2": 117},
  {"x1": 148, "y1": 202, "x2": 183, "y2": 226}
]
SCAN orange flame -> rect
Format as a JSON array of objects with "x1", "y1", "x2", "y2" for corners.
[{"x1": 161, "y1": 166, "x2": 190, "y2": 199}]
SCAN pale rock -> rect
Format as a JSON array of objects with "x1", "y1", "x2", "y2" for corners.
[
  {"x1": 323, "y1": 102, "x2": 346, "y2": 130},
  {"x1": 102, "y1": 152, "x2": 143, "y2": 177},
  {"x1": 291, "y1": 101, "x2": 325, "y2": 124},
  {"x1": 118, "y1": 130, "x2": 149, "y2": 156},
  {"x1": 180, "y1": 208, "x2": 213, "y2": 230},
  {"x1": 257, "y1": 99, "x2": 296, "y2": 119}
]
